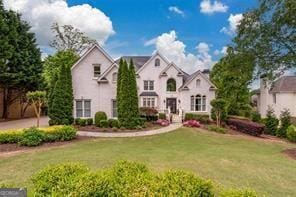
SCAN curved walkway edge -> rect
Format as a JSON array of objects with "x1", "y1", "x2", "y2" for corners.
[{"x1": 78, "y1": 123, "x2": 182, "y2": 138}]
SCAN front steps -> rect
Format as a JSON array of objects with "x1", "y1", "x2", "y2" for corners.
[{"x1": 172, "y1": 114, "x2": 182, "y2": 123}]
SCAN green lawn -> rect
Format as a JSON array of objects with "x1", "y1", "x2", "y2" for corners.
[{"x1": 0, "y1": 127, "x2": 295, "y2": 196}]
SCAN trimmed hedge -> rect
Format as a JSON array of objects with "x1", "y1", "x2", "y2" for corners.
[
  {"x1": 184, "y1": 113, "x2": 210, "y2": 124},
  {"x1": 95, "y1": 111, "x2": 107, "y2": 127},
  {"x1": 100, "y1": 120, "x2": 109, "y2": 128},
  {"x1": 287, "y1": 125, "x2": 296, "y2": 143},
  {"x1": 227, "y1": 119, "x2": 264, "y2": 136},
  {"x1": 108, "y1": 119, "x2": 120, "y2": 128},
  {"x1": 0, "y1": 126, "x2": 77, "y2": 146},
  {"x1": 158, "y1": 113, "x2": 166, "y2": 120}
]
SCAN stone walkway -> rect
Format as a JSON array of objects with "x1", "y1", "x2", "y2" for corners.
[{"x1": 78, "y1": 123, "x2": 182, "y2": 138}]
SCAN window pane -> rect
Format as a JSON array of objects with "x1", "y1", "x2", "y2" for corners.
[
  {"x1": 84, "y1": 100, "x2": 91, "y2": 109},
  {"x1": 190, "y1": 96, "x2": 194, "y2": 111},
  {"x1": 76, "y1": 100, "x2": 82, "y2": 109},
  {"x1": 113, "y1": 72, "x2": 118, "y2": 82},
  {"x1": 143, "y1": 98, "x2": 146, "y2": 107},
  {"x1": 84, "y1": 100, "x2": 91, "y2": 117},
  {"x1": 149, "y1": 81, "x2": 154, "y2": 90},
  {"x1": 93, "y1": 65, "x2": 101, "y2": 77},
  {"x1": 202, "y1": 96, "x2": 206, "y2": 111},
  {"x1": 144, "y1": 81, "x2": 148, "y2": 90},
  {"x1": 151, "y1": 98, "x2": 155, "y2": 107},
  {"x1": 76, "y1": 110, "x2": 83, "y2": 118},
  {"x1": 84, "y1": 110, "x2": 91, "y2": 117},
  {"x1": 195, "y1": 95, "x2": 201, "y2": 111}
]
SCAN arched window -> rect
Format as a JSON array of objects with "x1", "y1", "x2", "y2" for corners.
[
  {"x1": 167, "y1": 78, "x2": 176, "y2": 92},
  {"x1": 190, "y1": 95, "x2": 207, "y2": 112},
  {"x1": 155, "y1": 58, "x2": 160, "y2": 67},
  {"x1": 112, "y1": 72, "x2": 118, "y2": 82},
  {"x1": 196, "y1": 79, "x2": 201, "y2": 87}
]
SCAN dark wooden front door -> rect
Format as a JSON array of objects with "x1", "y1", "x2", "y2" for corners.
[{"x1": 166, "y1": 98, "x2": 177, "y2": 114}]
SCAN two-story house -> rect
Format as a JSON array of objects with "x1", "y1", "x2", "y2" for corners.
[{"x1": 71, "y1": 44, "x2": 216, "y2": 119}]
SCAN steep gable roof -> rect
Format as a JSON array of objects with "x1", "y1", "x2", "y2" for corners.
[
  {"x1": 98, "y1": 63, "x2": 118, "y2": 82},
  {"x1": 159, "y1": 62, "x2": 184, "y2": 77},
  {"x1": 135, "y1": 51, "x2": 170, "y2": 74},
  {"x1": 115, "y1": 56, "x2": 151, "y2": 71},
  {"x1": 179, "y1": 70, "x2": 216, "y2": 90},
  {"x1": 71, "y1": 43, "x2": 114, "y2": 70},
  {"x1": 270, "y1": 76, "x2": 296, "y2": 93}
]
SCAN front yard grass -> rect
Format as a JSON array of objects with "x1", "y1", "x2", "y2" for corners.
[{"x1": 0, "y1": 127, "x2": 295, "y2": 196}]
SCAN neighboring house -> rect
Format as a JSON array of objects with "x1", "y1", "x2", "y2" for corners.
[
  {"x1": 255, "y1": 76, "x2": 296, "y2": 118},
  {"x1": 71, "y1": 44, "x2": 216, "y2": 119}
]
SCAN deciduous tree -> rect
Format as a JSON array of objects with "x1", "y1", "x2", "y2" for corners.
[{"x1": 26, "y1": 91, "x2": 46, "y2": 127}]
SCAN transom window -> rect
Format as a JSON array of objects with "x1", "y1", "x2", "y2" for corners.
[
  {"x1": 167, "y1": 78, "x2": 176, "y2": 92},
  {"x1": 76, "y1": 99, "x2": 91, "y2": 118},
  {"x1": 93, "y1": 64, "x2": 101, "y2": 78},
  {"x1": 190, "y1": 95, "x2": 206, "y2": 112},
  {"x1": 155, "y1": 58, "x2": 160, "y2": 67},
  {"x1": 144, "y1": 80, "x2": 154, "y2": 91},
  {"x1": 142, "y1": 97, "x2": 155, "y2": 108}
]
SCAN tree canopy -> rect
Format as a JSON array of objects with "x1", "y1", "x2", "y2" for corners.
[{"x1": 234, "y1": 0, "x2": 296, "y2": 78}]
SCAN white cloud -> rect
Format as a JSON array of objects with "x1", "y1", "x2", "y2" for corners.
[
  {"x1": 214, "y1": 46, "x2": 228, "y2": 56},
  {"x1": 144, "y1": 38, "x2": 157, "y2": 46},
  {"x1": 168, "y1": 6, "x2": 185, "y2": 17},
  {"x1": 220, "y1": 13, "x2": 243, "y2": 35},
  {"x1": 148, "y1": 31, "x2": 215, "y2": 73},
  {"x1": 3, "y1": 0, "x2": 114, "y2": 50},
  {"x1": 200, "y1": 0, "x2": 228, "y2": 14}
]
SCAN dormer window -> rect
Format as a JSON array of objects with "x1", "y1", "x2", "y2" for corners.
[
  {"x1": 155, "y1": 58, "x2": 160, "y2": 67},
  {"x1": 93, "y1": 64, "x2": 101, "y2": 78}
]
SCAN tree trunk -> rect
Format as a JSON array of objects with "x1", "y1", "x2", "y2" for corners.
[{"x1": 2, "y1": 87, "x2": 9, "y2": 119}]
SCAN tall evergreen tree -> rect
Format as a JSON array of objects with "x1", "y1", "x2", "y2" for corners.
[
  {"x1": 128, "y1": 59, "x2": 139, "y2": 118},
  {"x1": 0, "y1": 6, "x2": 42, "y2": 118},
  {"x1": 49, "y1": 63, "x2": 74, "y2": 125},
  {"x1": 118, "y1": 60, "x2": 130, "y2": 124},
  {"x1": 116, "y1": 58, "x2": 124, "y2": 119}
]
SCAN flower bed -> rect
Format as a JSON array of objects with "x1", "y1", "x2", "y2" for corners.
[{"x1": 183, "y1": 120, "x2": 201, "y2": 128}]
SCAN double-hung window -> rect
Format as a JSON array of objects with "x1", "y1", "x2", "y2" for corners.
[
  {"x1": 76, "y1": 100, "x2": 91, "y2": 118},
  {"x1": 93, "y1": 64, "x2": 101, "y2": 78},
  {"x1": 144, "y1": 80, "x2": 154, "y2": 91},
  {"x1": 142, "y1": 98, "x2": 155, "y2": 108}
]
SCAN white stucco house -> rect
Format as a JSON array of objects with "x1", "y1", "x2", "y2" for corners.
[
  {"x1": 71, "y1": 44, "x2": 216, "y2": 119},
  {"x1": 255, "y1": 76, "x2": 296, "y2": 118}
]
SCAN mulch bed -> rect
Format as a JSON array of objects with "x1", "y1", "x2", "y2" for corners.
[
  {"x1": 0, "y1": 136, "x2": 91, "y2": 154},
  {"x1": 282, "y1": 148, "x2": 296, "y2": 160},
  {"x1": 77, "y1": 122, "x2": 163, "y2": 133}
]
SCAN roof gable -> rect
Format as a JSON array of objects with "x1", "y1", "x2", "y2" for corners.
[
  {"x1": 159, "y1": 62, "x2": 184, "y2": 77},
  {"x1": 98, "y1": 63, "x2": 118, "y2": 82},
  {"x1": 71, "y1": 43, "x2": 114, "y2": 70},
  {"x1": 179, "y1": 71, "x2": 216, "y2": 91},
  {"x1": 136, "y1": 51, "x2": 170, "y2": 74},
  {"x1": 270, "y1": 76, "x2": 296, "y2": 93}
]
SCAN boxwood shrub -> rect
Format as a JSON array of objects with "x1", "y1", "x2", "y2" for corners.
[
  {"x1": 287, "y1": 125, "x2": 296, "y2": 143},
  {"x1": 184, "y1": 113, "x2": 210, "y2": 124},
  {"x1": 95, "y1": 111, "x2": 107, "y2": 127},
  {"x1": 158, "y1": 113, "x2": 166, "y2": 120},
  {"x1": 100, "y1": 120, "x2": 109, "y2": 128},
  {"x1": 86, "y1": 118, "x2": 93, "y2": 125},
  {"x1": 227, "y1": 119, "x2": 264, "y2": 136},
  {"x1": 108, "y1": 119, "x2": 119, "y2": 128}
]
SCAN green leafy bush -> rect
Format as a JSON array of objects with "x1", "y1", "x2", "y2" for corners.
[
  {"x1": 277, "y1": 109, "x2": 291, "y2": 138},
  {"x1": 95, "y1": 111, "x2": 107, "y2": 127},
  {"x1": 184, "y1": 113, "x2": 210, "y2": 124},
  {"x1": 220, "y1": 188, "x2": 258, "y2": 197},
  {"x1": 265, "y1": 107, "x2": 279, "y2": 135},
  {"x1": 43, "y1": 126, "x2": 77, "y2": 142},
  {"x1": 19, "y1": 127, "x2": 44, "y2": 146},
  {"x1": 251, "y1": 111, "x2": 261, "y2": 123},
  {"x1": 207, "y1": 125, "x2": 226, "y2": 134},
  {"x1": 86, "y1": 118, "x2": 93, "y2": 125},
  {"x1": 74, "y1": 118, "x2": 81, "y2": 125},
  {"x1": 108, "y1": 119, "x2": 120, "y2": 128},
  {"x1": 287, "y1": 125, "x2": 296, "y2": 143},
  {"x1": 100, "y1": 120, "x2": 109, "y2": 128},
  {"x1": 158, "y1": 113, "x2": 166, "y2": 120},
  {"x1": 31, "y1": 163, "x2": 89, "y2": 196},
  {"x1": 0, "y1": 130, "x2": 23, "y2": 144},
  {"x1": 78, "y1": 119, "x2": 86, "y2": 126}
]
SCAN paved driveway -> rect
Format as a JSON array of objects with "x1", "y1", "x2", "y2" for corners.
[{"x1": 0, "y1": 116, "x2": 49, "y2": 130}]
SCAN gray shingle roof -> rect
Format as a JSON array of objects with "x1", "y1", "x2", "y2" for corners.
[
  {"x1": 270, "y1": 76, "x2": 296, "y2": 93},
  {"x1": 139, "y1": 92, "x2": 158, "y2": 96},
  {"x1": 115, "y1": 56, "x2": 151, "y2": 71}
]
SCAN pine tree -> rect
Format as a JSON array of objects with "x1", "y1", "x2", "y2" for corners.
[
  {"x1": 49, "y1": 63, "x2": 74, "y2": 125},
  {"x1": 128, "y1": 59, "x2": 139, "y2": 118},
  {"x1": 116, "y1": 58, "x2": 124, "y2": 119}
]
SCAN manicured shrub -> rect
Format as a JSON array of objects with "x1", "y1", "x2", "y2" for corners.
[
  {"x1": 139, "y1": 107, "x2": 158, "y2": 121},
  {"x1": 184, "y1": 113, "x2": 210, "y2": 124},
  {"x1": 108, "y1": 119, "x2": 120, "y2": 128},
  {"x1": 155, "y1": 170, "x2": 214, "y2": 196},
  {"x1": 74, "y1": 118, "x2": 81, "y2": 125},
  {"x1": 277, "y1": 109, "x2": 291, "y2": 138},
  {"x1": 100, "y1": 120, "x2": 109, "y2": 128},
  {"x1": 19, "y1": 127, "x2": 44, "y2": 146},
  {"x1": 287, "y1": 125, "x2": 296, "y2": 143},
  {"x1": 155, "y1": 119, "x2": 170, "y2": 126},
  {"x1": 207, "y1": 125, "x2": 226, "y2": 134},
  {"x1": 227, "y1": 119, "x2": 264, "y2": 136},
  {"x1": 265, "y1": 107, "x2": 279, "y2": 135},
  {"x1": 183, "y1": 120, "x2": 201, "y2": 128},
  {"x1": 220, "y1": 188, "x2": 258, "y2": 197},
  {"x1": 86, "y1": 118, "x2": 93, "y2": 125},
  {"x1": 158, "y1": 113, "x2": 166, "y2": 120},
  {"x1": 251, "y1": 111, "x2": 261, "y2": 123},
  {"x1": 78, "y1": 119, "x2": 86, "y2": 126},
  {"x1": 0, "y1": 130, "x2": 23, "y2": 144},
  {"x1": 43, "y1": 126, "x2": 77, "y2": 142},
  {"x1": 31, "y1": 163, "x2": 89, "y2": 196},
  {"x1": 95, "y1": 111, "x2": 107, "y2": 127}
]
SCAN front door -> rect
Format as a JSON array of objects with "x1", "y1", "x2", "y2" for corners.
[{"x1": 166, "y1": 98, "x2": 177, "y2": 114}]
